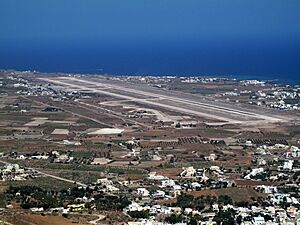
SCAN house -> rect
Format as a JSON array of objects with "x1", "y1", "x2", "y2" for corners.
[
  {"x1": 171, "y1": 207, "x2": 182, "y2": 214},
  {"x1": 184, "y1": 208, "x2": 193, "y2": 215},
  {"x1": 61, "y1": 140, "x2": 81, "y2": 146},
  {"x1": 137, "y1": 188, "x2": 150, "y2": 197},
  {"x1": 212, "y1": 204, "x2": 219, "y2": 211},
  {"x1": 17, "y1": 155, "x2": 26, "y2": 159},
  {"x1": 51, "y1": 150, "x2": 60, "y2": 157},
  {"x1": 125, "y1": 202, "x2": 143, "y2": 212},
  {"x1": 150, "y1": 205, "x2": 161, "y2": 214},
  {"x1": 50, "y1": 207, "x2": 68, "y2": 214},
  {"x1": 173, "y1": 185, "x2": 182, "y2": 191},
  {"x1": 67, "y1": 203, "x2": 85, "y2": 212},
  {"x1": 266, "y1": 206, "x2": 276, "y2": 215},
  {"x1": 196, "y1": 170, "x2": 209, "y2": 181},
  {"x1": 91, "y1": 158, "x2": 112, "y2": 165},
  {"x1": 160, "y1": 179, "x2": 175, "y2": 187},
  {"x1": 256, "y1": 185, "x2": 278, "y2": 194},
  {"x1": 160, "y1": 206, "x2": 172, "y2": 215},
  {"x1": 244, "y1": 168, "x2": 264, "y2": 180},
  {"x1": 287, "y1": 206, "x2": 298, "y2": 218},
  {"x1": 270, "y1": 194, "x2": 291, "y2": 204},
  {"x1": 257, "y1": 158, "x2": 267, "y2": 166},
  {"x1": 152, "y1": 155, "x2": 162, "y2": 161},
  {"x1": 31, "y1": 155, "x2": 49, "y2": 160},
  {"x1": 152, "y1": 190, "x2": 165, "y2": 199},
  {"x1": 252, "y1": 216, "x2": 265, "y2": 225},
  {"x1": 30, "y1": 207, "x2": 44, "y2": 212},
  {"x1": 127, "y1": 220, "x2": 165, "y2": 225},
  {"x1": 210, "y1": 166, "x2": 222, "y2": 174},
  {"x1": 205, "y1": 154, "x2": 216, "y2": 161},
  {"x1": 190, "y1": 182, "x2": 202, "y2": 190},
  {"x1": 106, "y1": 185, "x2": 119, "y2": 193},
  {"x1": 181, "y1": 167, "x2": 196, "y2": 177},
  {"x1": 97, "y1": 178, "x2": 113, "y2": 186},
  {"x1": 283, "y1": 160, "x2": 293, "y2": 171},
  {"x1": 148, "y1": 172, "x2": 166, "y2": 180},
  {"x1": 200, "y1": 222, "x2": 216, "y2": 225},
  {"x1": 276, "y1": 208, "x2": 287, "y2": 222},
  {"x1": 54, "y1": 154, "x2": 71, "y2": 163}
]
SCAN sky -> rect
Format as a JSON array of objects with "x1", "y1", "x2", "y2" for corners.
[{"x1": 0, "y1": 0, "x2": 300, "y2": 80}]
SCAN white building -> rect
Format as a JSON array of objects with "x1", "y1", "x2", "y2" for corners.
[
  {"x1": 244, "y1": 168, "x2": 264, "y2": 180},
  {"x1": 252, "y1": 216, "x2": 265, "y2": 225},
  {"x1": 283, "y1": 160, "x2": 293, "y2": 170},
  {"x1": 137, "y1": 188, "x2": 150, "y2": 197}
]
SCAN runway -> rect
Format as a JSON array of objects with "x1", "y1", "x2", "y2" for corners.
[{"x1": 40, "y1": 77, "x2": 286, "y2": 124}]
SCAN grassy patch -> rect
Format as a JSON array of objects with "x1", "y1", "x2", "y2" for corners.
[
  {"x1": 189, "y1": 187, "x2": 264, "y2": 203},
  {"x1": 0, "y1": 193, "x2": 6, "y2": 208},
  {"x1": 70, "y1": 151, "x2": 95, "y2": 158},
  {"x1": 47, "y1": 170, "x2": 101, "y2": 184},
  {"x1": 7, "y1": 177, "x2": 75, "y2": 191},
  {"x1": 5, "y1": 158, "x2": 147, "y2": 175},
  {"x1": 77, "y1": 118, "x2": 107, "y2": 128}
]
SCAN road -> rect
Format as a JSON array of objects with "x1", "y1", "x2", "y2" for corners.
[
  {"x1": 76, "y1": 100, "x2": 147, "y2": 127},
  {"x1": 0, "y1": 159, "x2": 87, "y2": 187},
  {"x1": 20, "y1": 96, "x2": 111, "y2": 128}
]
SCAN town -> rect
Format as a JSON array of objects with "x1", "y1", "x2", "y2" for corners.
[{"x1": 0, "y1": 70, "x2": 300, "y2": 225}]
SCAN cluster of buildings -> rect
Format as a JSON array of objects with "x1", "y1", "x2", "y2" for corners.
[
  {"x1": 249, "y1": 88, "x2": 300, "y2": 110},
  {"x1": 121, "y1": 165, "x2": 300, "y2": 224},
  {"x1": 2, "y1": 74, "x2": 81, "y2": 101},
  {"x1": 240, "y1": 80, "x2": 266, "y2": 86},
  {"x1": 0, "y1": 164, "x2": 40, "y2": 181}
]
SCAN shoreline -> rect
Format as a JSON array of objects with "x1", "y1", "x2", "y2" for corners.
[{"x1": 1, "y1": 68, "x2": 299, "y2": 86}]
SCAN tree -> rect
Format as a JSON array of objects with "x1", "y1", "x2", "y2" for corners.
[
  {"x1": 165, "y1": 214, "x2": 184, "y2": 224},
  {"x1": 194, "y1": 201, "x2": 205, "y2": 211},
  {"x1": 218, "y1": 195, "x2": 233, "y2": 205},
  {"x1": 128, "y1": 210, "x2": 149, "y2": 219},
  {"x1": 213, "y1": 209, "x2": 236, "y2": 225},
  {"x1": 236, "y1": 215, "x2": 242, "y2": 224},
  {"x1": 176, "y1": 194, "x2": 194, "y2": 208}
]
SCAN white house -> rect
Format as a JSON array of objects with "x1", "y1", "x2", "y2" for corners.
[
  {"x1": 152, "y1": 190, "x2": 165, "y2": 199},
  {"x1": 244, "y1": 168, "x2": 264, "y2": 180},
  {"x1": 181, "y1": 167, "x2": 196, "y2": 177},
  {"x1": 137, "y1": 188, "x2": 150, "y2": 197},
  {"x1": 252, "y1": 216, "x2": 265, "y2": 225},
  {"x1": 160, "y1": 179, "x2": 175, "y2": 187},
  {"x1": 283, "y1": 160, "x2": 293, "y2": 170}
]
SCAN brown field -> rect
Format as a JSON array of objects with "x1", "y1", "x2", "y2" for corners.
[
  {"x1": 216, "y1": 156, "x2": 253, "y2": 167},
  {"x1": 153, "y1": 168, "x2": 182, "y2": 178},
  {"x1": 121, "y1": 173, "x2": 146, "y2": 181},
  {"x1": 189, "y1": 187, "x2": 265, "y2": 202},
  {"x1": 5, "y1": 214, "x2": 89, "y2": 225}
]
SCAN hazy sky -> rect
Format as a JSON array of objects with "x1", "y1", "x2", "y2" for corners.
[{"x1": 1, "y1": 0, "x2": 300, "y2": 42}]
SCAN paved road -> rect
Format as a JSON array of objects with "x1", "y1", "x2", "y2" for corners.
[
  {"x1": 36, "y1": 170, "x2": 87, "y2": 187},
  {"x1": 20, "y1": 96, "x2": 111, "y2": 127},
  {"x1": 87, "y1": 214, "x2": 106, "y2": 224},
  {"x1": 0, "y1": 159, "x2": 87, "y2": 187},
  {"x1": 77, "y1": 100, "x2": 147, "y2": 127}
]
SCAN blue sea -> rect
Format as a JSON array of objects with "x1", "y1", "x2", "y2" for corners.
[{"x1": 0, "y1": 39, "x2": 299, "y2": 84}]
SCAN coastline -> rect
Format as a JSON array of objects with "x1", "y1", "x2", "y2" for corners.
[{"x1": 1, "y1": 68, "x2": 299, "y2": 85}]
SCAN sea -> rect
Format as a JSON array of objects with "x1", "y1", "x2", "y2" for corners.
[{"x1": 0, "y1": 39, "x2": 299, "y2": 85}]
